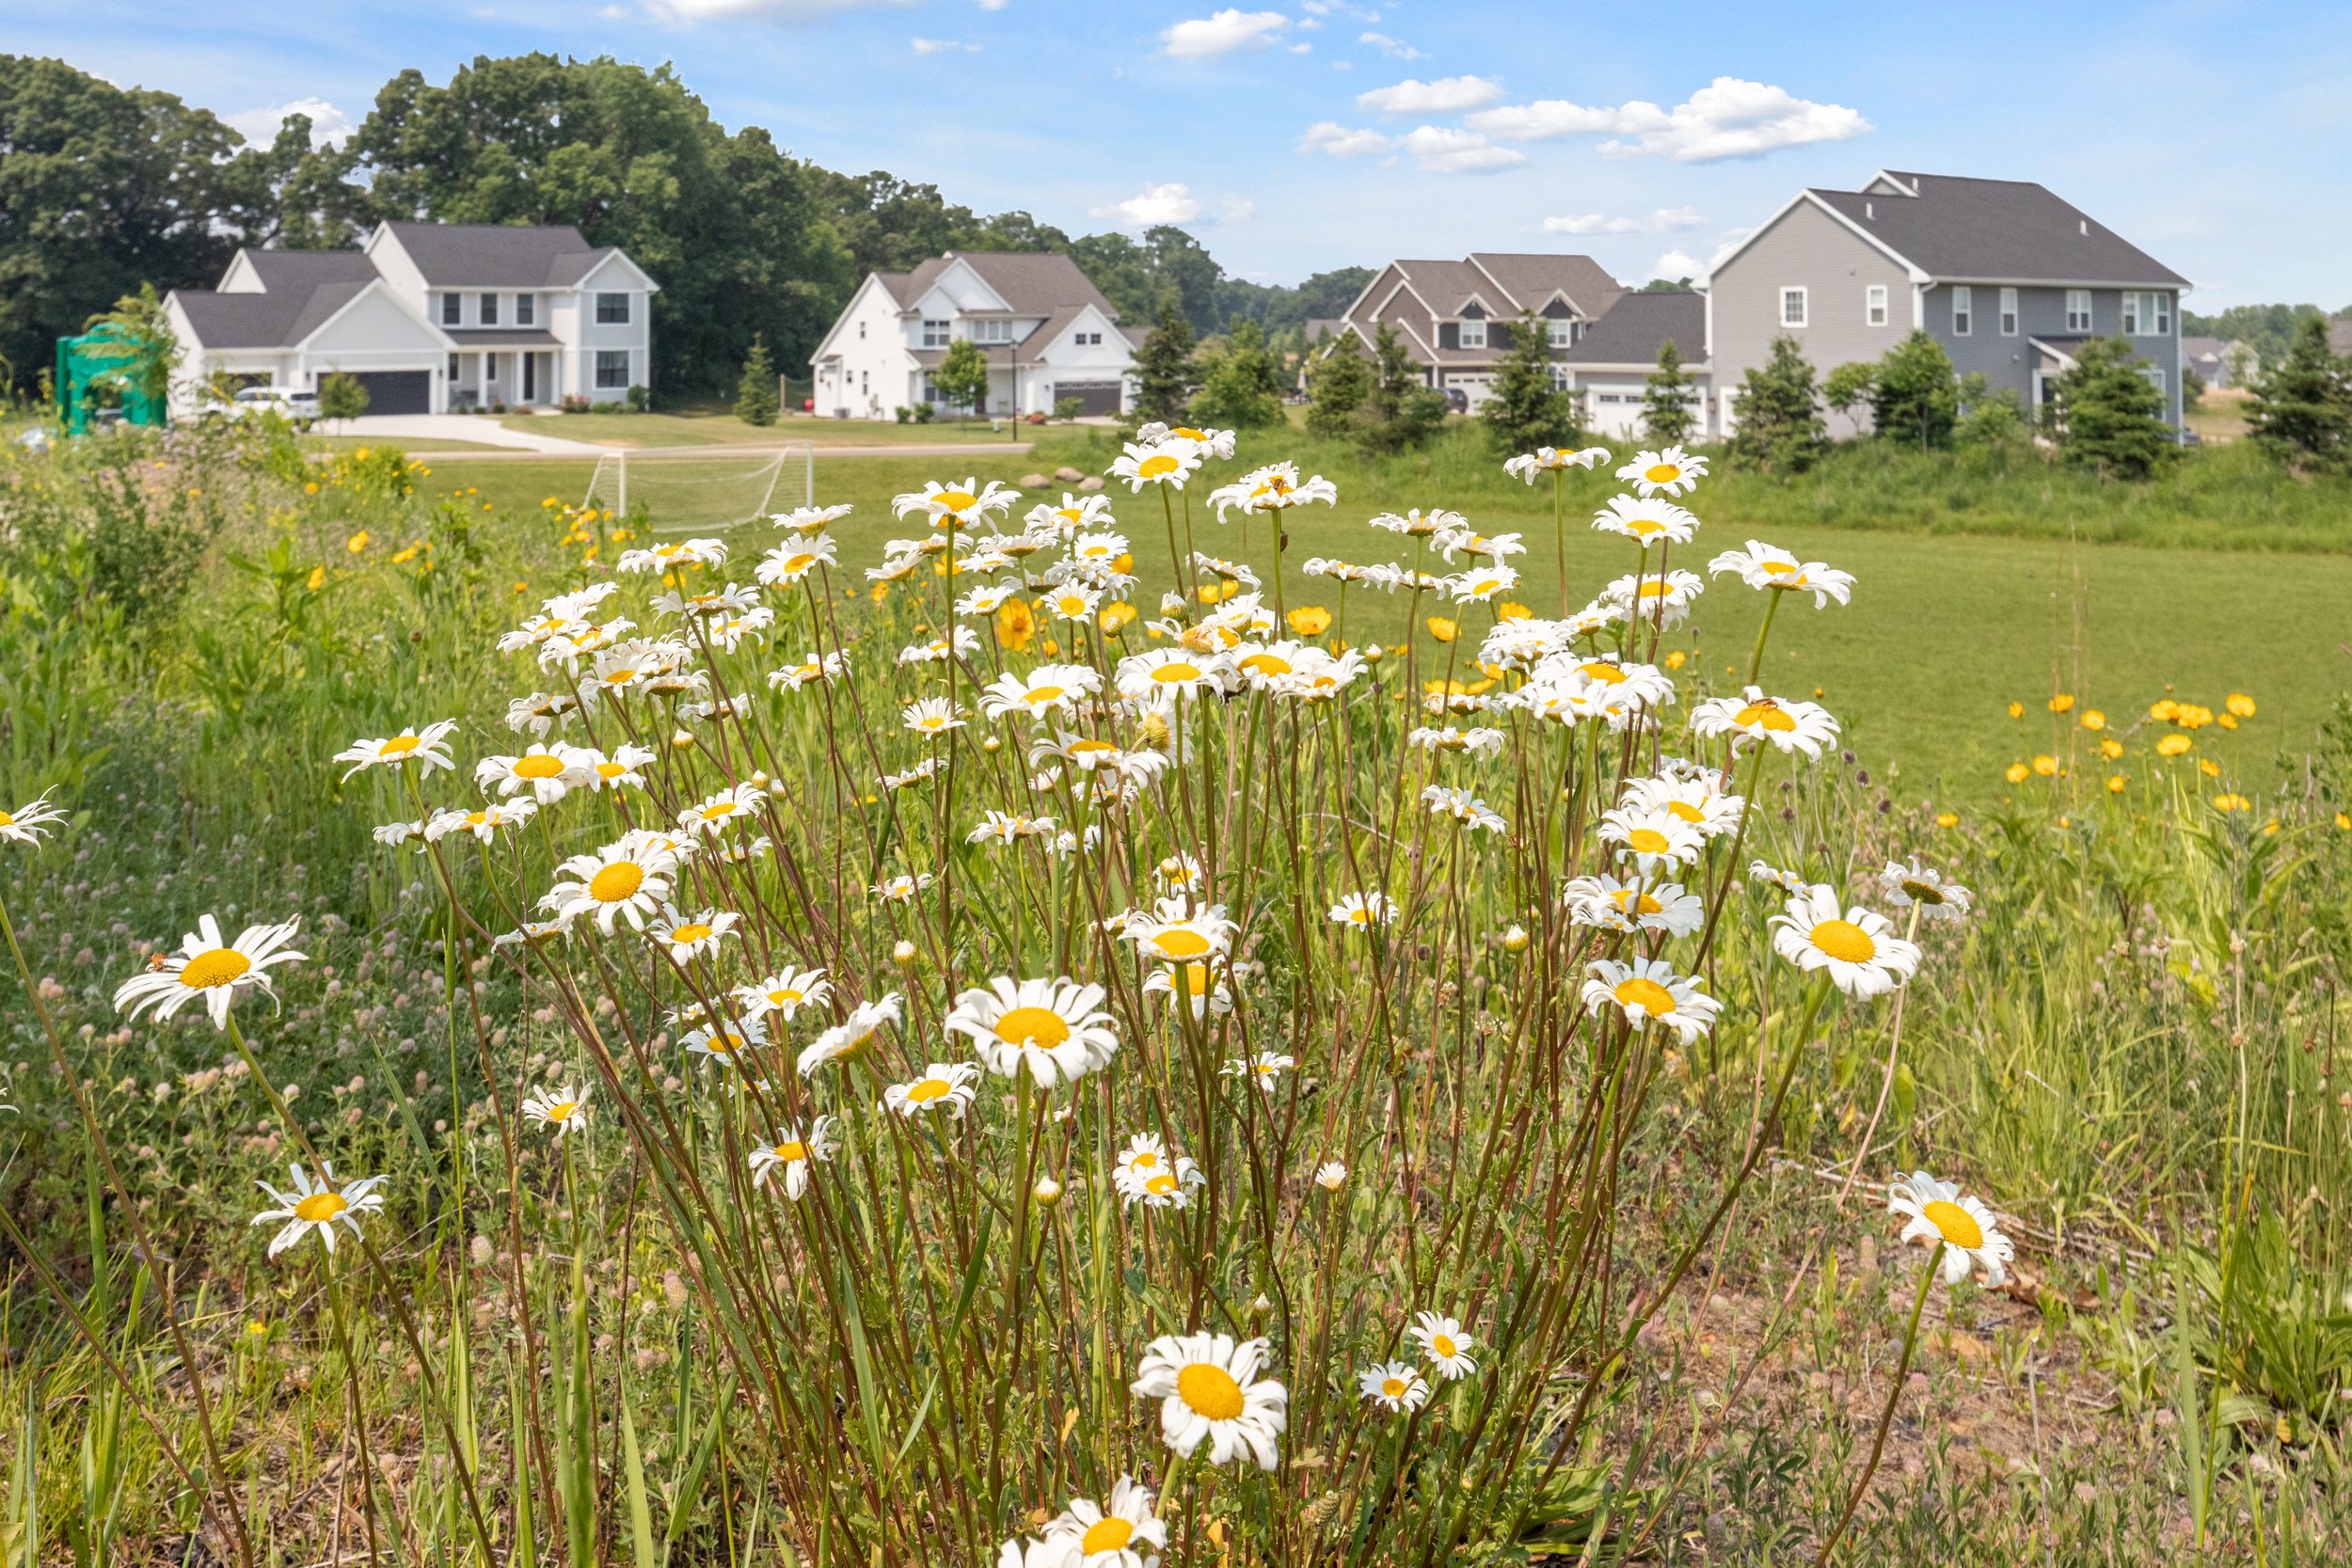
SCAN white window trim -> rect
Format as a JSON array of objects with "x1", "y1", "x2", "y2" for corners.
[
  {"x1": 1951, "y1": 284, "x2": 1972, "y2": 337},
  {"x1": 1780, "y1": 286, "x2": 1808, "y2": 328},
  {"x1": 1458, "y1": 318, "x2": 1487, "y2": 350},
  {"x1": 1865, "y1": 284, "x2": 1888, "y2": 327},
  {"x1": 2065, "y1": 290, "x2": 2092, "y2": 333},
  {"x1": 1999, "y1": 287, "x2": 2019, "y2": 337},
  {"x1": 1546, "y1": 319, "x2": 1573, "y2": 349}
]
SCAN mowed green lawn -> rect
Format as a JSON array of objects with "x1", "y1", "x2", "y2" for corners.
[
  {"x1": 422, "y1": 441, "x2": 2352, "y2": 796},
  {"x1": 495, "y1": 409, "x2": 1071, "y2": 450}
]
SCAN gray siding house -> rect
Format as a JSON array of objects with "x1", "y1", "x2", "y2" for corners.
[{"x1": 1706, "y1": 171, "x2": 2189, "y2": 437}]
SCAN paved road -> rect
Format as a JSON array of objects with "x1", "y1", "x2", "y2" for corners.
[{"x1": 342, "y1": 413, "x2": 609, "y2": 455}]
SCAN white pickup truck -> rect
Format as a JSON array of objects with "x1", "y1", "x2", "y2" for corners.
[{"x1": 214, "y1": 386, "x2": 321, "y2": 427}]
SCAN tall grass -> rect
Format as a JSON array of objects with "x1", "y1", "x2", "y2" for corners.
[{"x1": 0, "y1": 424, "x2": 2347, "y2": 1565}]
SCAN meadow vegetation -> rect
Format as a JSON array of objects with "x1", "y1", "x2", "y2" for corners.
[{"x1": 0, "y1": 418, "x2": 2347, "y2": 1566}]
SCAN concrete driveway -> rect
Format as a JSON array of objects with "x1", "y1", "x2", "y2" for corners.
[{"x1": 338, "y1": 414, "x2": 607, "y2": 455}]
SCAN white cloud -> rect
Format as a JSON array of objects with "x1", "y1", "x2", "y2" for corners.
[
  {"x1": 1540, "y1": 205, "x2": 1706, "y2": 236},
  {"x1": 1298, "y1": 120, "x2": 1393, "y2": 157},
  {"x1": 1358, "y1": 31, "x2": 1420, "y2": 59},
  {"x1": 1357, "y1": 74, "x2": 1504, "y2": 115},
  {"x1": 600, "y1": 4, "x2": 627, "y2": 15},
  {"x1": 977, "y1": 0, "x2": 1009, "y2": 8},
  {"x1": 1160, "y1": 9, "x2": 1291, "y2": 61},
  {"x1": 1092, "y1": 182, "x2": 1206, "y2": 227},
  {"x1": 1217, "y1": 195, "x2": 1259, "y2": 222},
  {"x1": 1468, "y1": 76, "x2": 1870, "y2": 162},
  {"x1": 227, "y1": 97, "x2": 353, "y2": 148},
  {"x1": 911, "y1": 37, "x2": 977, "y2": 53},
  {"x1": 1400, "y1": 125, "x2": 1524, "y2": 174},
  {"x1": 1650, "y1": 249, "x2": 1702, "y2": 280},
  {"x1": 647, "y1": 0, "x2": 913, "y2": 18}
]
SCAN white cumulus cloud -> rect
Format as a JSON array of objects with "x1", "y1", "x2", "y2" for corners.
[
  {"x1": 1161, "y1": 9, "x2": 1291, "y2": 61},
  {"x1": 1359, "y1": 31, "x2": 1421, "y2": 58},
  {"x1": 1400, "y1": 126, "x2": 1524, "y2": 175},
  {"x1": 1469, "y1": 76, "x2": 1869, "y2": 162},
  {"x1": 1298, "y1": 120, "x2": 1393, "y2": 157},
  {"x1": 646, "y1": 0, "x2": 914, "y2": 19},
  {"x1": 1357, "y1": 74, "x2": 1504, "y2": 115},
  {"x1": 1091, "y1": 182, "x2": 1206, "y2": 227},
  {"x1": 1540, "y1": 206, "x2": 1706, "y2": 236},
  {"x1": 1650, "y1": 249, "x2": 1703, "y2": 280},
  {"x1": 911, "y1": 37, "x2": 977, "y2": 53},
  {"x1": 227, "y1": 98, "x2": 353, "y2": 148}
]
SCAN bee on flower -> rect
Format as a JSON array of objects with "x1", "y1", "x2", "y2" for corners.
[
  {"x1": 1877, "y1": 859, "x2": 1974, "y2": 921},
  {"x1": 882, "y1": 1061, "x2": 981, "y2": 1118},
  {"x1": 1887, "y1": 1170, "x2": 2013, "y2": 1287},
  {"x1": 251, "y1": 1164, "x2": 387, "y2": 1258},
  {"x1": 1616, "y1": 445, "x2": 1708, "y2": 498},
  {"x1": 797, "y1": 994, "x2": 904, "y2": 1076},
  {"x1": 1690, "y1": 687, "x2": 1841, "y2": 759},
  {"x1": 1769, "y1": 884, "x2": 1923, "y2": 997},
  {"x1": 520, "y1": 1084, "x2": 592, "y2": 1138},
  {"x1": 1707, "y1": 540, "x2": 1856, "y2": 608},
  {"x1": 748, "y1": 1119, "x2": 836, "y2": 1198},
  {"x1": 1113, "y1": 1133, "x2": 1205, "y2": 1209},
  {"x1": 1581, "y1": 957, "x2": 1721, "y2": 1043},
  {"x1": 115, "y1": 915, "x2": 306, "y2": 1029},
  {"x1": 1359, "y1": 1362, "x2": 1431, "y2": 1413},
  {"x1": 947, "y1": 976, "x2": 1121, "y2": 1086},
  {"x1": 334, "y1": 719, "x2": 458, "y2": 782},
  {"x1": 1208, "y1": 461, "x2": 1337, "y2": 521}
]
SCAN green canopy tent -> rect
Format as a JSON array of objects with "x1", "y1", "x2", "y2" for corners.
[{"x1": 56, "y1": 322, "x2": 168, "y2": 434}]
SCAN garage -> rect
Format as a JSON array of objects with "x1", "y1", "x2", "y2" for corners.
[
  {"x1": 1053, "y1": 380, "x2": 1123, "y2": 417},
  {"x1": 338, "y1": 371, "x2": 432, "y2": 416}
]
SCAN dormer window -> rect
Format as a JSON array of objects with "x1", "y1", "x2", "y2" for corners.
[
  {"x1": 972, "y1": 319, "x2": 1013, "y2": 344},
  {"x1": 1458, "y1": 318, "x2": 1486, "y2": 350},
  {"x1": 1547, "y1": 319, "x2": 1572, "y2": 350}
]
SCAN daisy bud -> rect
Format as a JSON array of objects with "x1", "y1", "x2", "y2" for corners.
[
  {"x1": 893, "y1": 940, "x2": 918, "y2": 967},
  {"x1": 751, "y1": 770, "x2": 771, "y2": 787},
  {"x1": 670, "y1": 728, "x2": 695, "y2": 750},
  {"x1": 1502, "y1": 924, "x2": 1531, "y2": 954},
  {"x1": 1032, "y1": 1176, "x2": 1064, "y2": 1207},
  {"x1": 1250, "y1": 1293, "x2": 1272, "y2": 1316},
  {"x1": 982, "y1": 736, "x2": 1001, "y2": 753}
]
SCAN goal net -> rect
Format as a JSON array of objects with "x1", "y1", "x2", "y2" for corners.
[{"x1": 580, "y1": 445, "x2": 814, "y2": 536}]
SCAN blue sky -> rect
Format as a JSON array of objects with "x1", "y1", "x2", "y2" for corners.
[{"x1": 13, "y1": 0, "x2": 2350, "y2": 308}]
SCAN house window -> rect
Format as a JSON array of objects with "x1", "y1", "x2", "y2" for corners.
[
  {"x1": 857, "y1": 321, "x2": 866, "y2": 340},
  {"x1": 2066, "y1": 290, "x2": 2092, "y2": 332},
  {"x1": 516, "y1": 293, "x2": 534, "y2": 326},
  {"x1": 972, "y1": 318, "x2": 1013, "y2": 343},
  {"x1": 440, "y1": 293, "x2": 461, "y2": 326},
  {"x1": 921, "y1": 319, "x2": 950, "y2": 348},
  {"x1": 480, "y1": 293, "x2": 500, "y2": 326},
  {"x1": 2122, "y1": 292, "x2": 2171, "y2": 336},
  {"x1": 1866, "y1": 285, "x2": 1888, "y2": 326},
  {"x1": 1458, "y1": 319, "x2": 1486, "y2": 350},
  {"x1": 1951, "y1": 286, "x2": 1972, "y2": 337},
  {"x1": 1780, "y1": 287, "x2": 1808, "y2": 327},
  {"x1": 1549, "y1": 362, "x2": 1572, "y2": 390},
  {"x1": 596, "y1": 293, "x2": 630, "y2": 325},
  {"x1": 1547, "y1": 319, "x2": 1572, "y2": 349},
  {"x1": 596, "y1": 351, "x2": 630, "y2": 389},
  {"x1": 1999, "y1": 288, "x2": 2019, "y2": 337},
  {"x1": 2140, "y1": 366, "x2": 2167, "y2": 394},
  {"x1": 485, "y1": 353, "x2": 500, "y2": 382},
  {"x1": 446, "y1": 353, "x2": 459, "y2": 380}
]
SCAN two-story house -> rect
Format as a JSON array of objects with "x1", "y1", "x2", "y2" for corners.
[
  {"x1": 1559, "y1": 292, "x2": 1712, "y2": 439},
  {"x1": 1706, "y1": 172, "x2": 2188, "y2": 436},
  {"x1": 1333, "y1": 253, "x2": 1624, "y2": 412},
  {"x1": 164, "y1": 221, "x2": 658, "y2": 418},
  {"x1": 809, "y1": 251, "x2": 1136, "y2": 420}
]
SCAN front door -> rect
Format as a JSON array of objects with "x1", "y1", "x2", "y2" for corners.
[{"x1": 523, "y1": 353, "x2": 537, "y2": 403}]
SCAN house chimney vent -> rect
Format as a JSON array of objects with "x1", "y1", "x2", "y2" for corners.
[
  {"x1": 1866, "y1": 200, "x2": 1874, "y2": 219},
  {"x1": 2078, "y1": 219, "x2": 2088, "y2": 236}
]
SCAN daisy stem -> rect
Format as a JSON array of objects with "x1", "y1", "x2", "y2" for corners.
[
  {"x1": 1814, "y1": 1249, "x2": 1937, "y2": 1567},
  {"x1": 1746, "y1": 587, "x2": 1786, "y2": 688},
  {"x1": 1552, "y1": 467, "x2": 1567, "y2": 615}
]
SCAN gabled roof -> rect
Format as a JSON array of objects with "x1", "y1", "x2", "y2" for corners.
[
  {"x1": 173, "y1": 279, "x2": 375, "y2": 350},
  {"x1": 1017, "y1": 304, "x2": 1136, "y2": 362},
  {"x1": 1467, "y1": 252, "x2": 1626, "y2": 319},
  {"x1": 1806, "y1": 172, "x2": 2187, "y2": 287},
  {"x1": 1565, "y1": 293, "x2": 1707, "y2": 368},
  {"x1": 235, "y1": 249, "x2": 381, "y2": 292},
  {"x1": 376, "y1": 221, "x2": 621, "y2": 287},
  {"x1": 879, "y1": 251, "x2": 1119, "y2": 320}
]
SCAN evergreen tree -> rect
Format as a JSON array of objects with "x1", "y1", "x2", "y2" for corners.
[
  {"x1": 1132, "y1": 300, "x2": 1198, "y2": 423},
  {"x1": 1189, "y1": 319, "x2": 1283, "y2": 429},
  {"x1": 1360, "y1": 324, "x2": 1449, "y2": 453},
  {"x1": 1305, "y1": 336, "x2": 1372, "y2": 439},
  {"x1": 2245, "y1": 314, "x2": 2352, "y2": 471},
  {"x1": 1870, "y1": 330, "x2": 1960, "y2": 450},
  {"x1": 735, "y1": 335, "x2": 778, "y2": 426},
  {"x1": 2051, "y1": 336, "x2": 2173, "y2": 479},
  {"x1": 1727, "y1": 335, "x2": 1823, "y2": 472},
  {"x1": 1482, "y1": 312, "x2": 1576, "y2": 451},
  {"x1": 1639, "y1": 339, "x2": 1696, "y2": 445}
]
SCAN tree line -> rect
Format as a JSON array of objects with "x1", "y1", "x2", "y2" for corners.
[{"x1": 0, "y1": 52, "x2": 1369, "y2": 400}]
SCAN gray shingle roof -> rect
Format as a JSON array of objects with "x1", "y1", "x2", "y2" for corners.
[
  {"x1": 173, "y1": 279, "x2": 373, "y2": 349},
  {"x1": 1565, "y1": 293, "x2": 1707, "y2": 368},
  {"x1": 1467, "y1": 252, "x2": 1625, "y2": 318},
  {"x1": 879, "y1": 251, "x2": 1119, "y2": 320},
  {"x1": 1809, "y1": 173, "x2": 2187, "y2": 287},
  {"x1": 378, "y1": 221, "x2": 617, "y2": 287}
]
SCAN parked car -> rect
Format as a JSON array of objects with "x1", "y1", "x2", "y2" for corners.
[{"x1": 211, "y1": 386, "x2": 320, "y2": 427}]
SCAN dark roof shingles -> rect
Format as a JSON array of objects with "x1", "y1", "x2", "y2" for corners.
[{"x1": 1809, "y1": 173, "x2": 2186, "y2": 286}]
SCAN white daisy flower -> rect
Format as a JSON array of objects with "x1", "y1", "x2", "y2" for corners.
[
  {"x1": 1113, "y1": 1132, "x2": 1205, "y2": 1209},
  {"x1": 424, "y1": 800, "x2": 538, "y2": 843},
  {"x1": 903, "y1": 697, "x2": 968, "y2": 738},
  {"x1": 1107, "y1": 441, "x2": 1201, "y2": 492},
  {"x1": 502, "y1": 691, "x2": 578, "y2": 738},
  {"x1": 1769, "y1": 884, "x2": 1924, "y2": 997},
  {"x1": 1707, "y1": 540, "x2": 1855, "y2": 608},
  {"x1": 979, "y1": 664, "x2": 1102, "y2": 721},
  {"x1": 1122, "y1": 902, "x2": 1235, "y2": 964},
  {"x1": 651, "y1": 906, "x2": 738, "y2": 964},
  {"x1": 540, "y1": 834, "x2": 679, "y2": 933},
  {"x1": 947, "y1": 976, "x2": 1121, "y2": 1087},
  {"x1": 1358, "y1": 1361, "x2": 1430, "y2": 1413},
  {"x1": 797, "y1": 993, "x2": 903, "y2": 1076},
  {"x1": 1327, "y1": 891, "x2": 1395, "y2": 929},
  {"x1": 1422, "y1": 785, "x2": 1506, "y2": 834},
  {"x1": 1408, "y1": 725, "x2": 1508, "y2": 759},
  {"x1": 748, "y1": 1118, "x2": 836, "y2": 1199},
  {"x1": 473, "y1": 744, "x2": 587, "y2": 803},
  {"x1": 1878, "y1": 859, "x2": 1974, "y2": 921},
  {"x1": 520, "y1": 1084, "x2": 592, "y2": 1138},
  {"x1": 1448, "y1": 563, "x2": 1520, "y2": 604},
  {"x1": 1689, "y1": 687, "x2": 1841, "y2": 760},
  {"x1": 683, "y1": 1014, "x2": 768, "y2": 1069},
  {"x1": 1597, "y1": 804, "x2": 1708, "y2": 873},
  {"x1": 114, "y1": 915, "x2": 305, "y2": 1030},
  {"x1": 770, "y1": 502, "x2": 853, "y2": 535},
  {"x1": 572, "y1": 744, "x2": 656, "y2": 793},
  {"x1": 1141, "y1": 960, "x2": 1232, "y2": 1018},
  {"x1": 1115, "y1": 648, "x2": 1230, "y2": 705},
  {"x1": 769, "y1": 651, "x2": 850, "y2": 690},
  {"x1": 1314, "y1": 1161, "x2": 1348, "y2": 1191},
  {"x1": 736, "y1": 967, "x2": 832, "y2": 1022},
  {"x1": 1502, "y1": 445, "x2": 1611, "y2": 483},
  {"x1": 897, "y1": 626, "x2": 983, "y2": 666},
  {"x1": 1619, "y1": 774, "x2": 1744, "y2": 839},
  {"x1": 251, "y1": 1164, "x2": 386, "y2": 1258},
  {"x1": 0, "y1": 791, "x2": 69, "y2": 847},
  {"x1": 1616, "y1": 445, "x2": 1708, "y2": 498},
  {"x1": 1409, "y1": 1310, "x2": 1478, "y2": 1380},
  {"x1": 1039, "y1": 582, "x2": 1103, "y2": 622},
  {"x1": 1592, "y1": 493, "x2": 1700, "y2": 546},
  {"x1": 1749, "y1": 860, "x2": 1808, "y2": 895},
  {"x1": 1028, "y1": 492, "x2": 1120, "y2": 533},
  {"x1": 616, "y1": 537, "x2": 725, "y2": 573},
  {"x1": 1887, "y1": 1170, "x2": 2014, "y2": 1287},
  {"x1": 333, "y1": 720, "x2": 458, "y2": 782},
  {"x1": 882, "y1": 1061, "x2": 981, "y2": 1118},
  {"x1": 1041, "y1": 1475, "x2": 1167, "y2": 1568},
  {"x1": 1221, "y1": 1052, "x2": 1295, "y2": 1093},
  {"x1": 1599, "y1": 568, "x2": 1707, "y2": 628},
  {"x1": 755, "y1": 534, "x2": 839, "y2": 587},
  {"x1": 681, "y1": 782, "x2": 766, "y2": 837},
  {"x1": 1140, "y1": 421, "x2": 1238, "y2": 460},
  {"x1": 966, "y1": 810, "x2": 1058, "y2": 846},
  {"x1": 870, "y1": 872, "x2": 934, "y2": 903},
  {"x1": 892, "y1": 478, "x2": 1019, "y2": 529},
  {"x1": 1132, "y1": 1333, "x2": 1288, "y2": 1469},
  {"x1": 1562, "y1": 874, "x2": 1706, "y2": 937},
  {"x1": 1581, "y1": 957, "x2": 1721, "y2": 1044}
]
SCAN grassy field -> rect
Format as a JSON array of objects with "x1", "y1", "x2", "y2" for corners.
[
  {"x1": 498, "y1": 408, "x2": 1078, "y2": 449},
  {"x1": 420, "y1": 429, "x2": 2352, "y2": 790}
]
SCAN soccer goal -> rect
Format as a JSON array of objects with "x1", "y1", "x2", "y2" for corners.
[{"x1": 580, "y1": 444, "x2": 815, "y2": 535}]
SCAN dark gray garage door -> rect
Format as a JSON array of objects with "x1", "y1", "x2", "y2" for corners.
[
  {"x1": 1053, "y1": 380, "x2": 1123, "y2": 417},
  {"x1": 342, "y1": 372, "x2": 432, "y2": 416}
]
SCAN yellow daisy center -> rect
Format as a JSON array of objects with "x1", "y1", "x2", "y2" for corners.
[
  {"x1": 1152, "y1": 928, "x2": 1212, "y2": 959},
  {"x1": 1381, "y1": 1376, "x2": 1408, "y2": 1399},
  {"x1": 1239, "y1": 654, "x2": 1293, "y2": 676},
  {"x1": 379, "y1": 735, "x2": 421, "y2": 757},
  {"x1": 1809, "y1": 919, "x2": 1877, "y2": 964},
  {"x1": 1634, "y1": 580, "x2": 1672, "y2": 600},
  {"x1": 934, "y1": 490, "x2": 977, "y2": 512},
  {"x1": 589, "y1": 862, "x2": 645, "y2": 903},
  {"x1": 772, "y1": 1140, "x2": 807, "y2": 1163},
  {"x1": 1644, "y1": 462, "x2": 1681, "y2": 483},
  {"x1": 547, "y1": 1101, "x2": 579, "y2": 1122},
  {"x1": 1626, "y1": 827, "x2": 1671, "y2": 855},
  {"x1": 1760, "y1": 558, "x2": 1796, "y2": 575},
  {"x1": 510, "y1": 752, "x2": 562, "y2": 778},
  {"x1": 0, "y1": 810, "x2": 12, "y2": 827},
  {"x1": 1130, "y1": 1150, "x2": 1161, "y2": 1171},
  {"x1": 1145, "y1": 1172, "x2": 1179, "y2": 1196},
  {"x1": 670, "y1": 922, "x2": 713, "y2": 944},
  {"x1": 1136, "y1": 454, "x2": 1180, "y2": 478},
  {"x1": 1431, "y1": 1333, "x2": 1458, "y2": 1359},
  {"x1": 180, "y1": 948, "x2": 252, "y2": 990},
  {"x1": 1666, "y1": 800, "x2": 1706, "y2": 824},
  {"x1": 596, "y1": 762, "x2": 628, "y2": 779},
  {"x1": 1180, "y1": 963, "x2": 1212, "y2": 996},
  {"x1": 769, "y1": 988, "x2": 803, "y2": 1006},
  {"x1": 1579, "y1": 662, "x2": 1627, "y2": 685},
  {"x1": 905, "y1": 1078, "x2": 951, "y2": 1104},
  {"x1": 1081, "y1": 1518, "x2": 1135, "y2": 1555},
  {"x1": 1348, "y1": 907, "x2": 1374, "y2": 924},
  {"x1": 1152, "y1": 662, "x2": 1201, "y2": 683},
  {"x1": 1625, "y1": 517, "x2": 1663, "y2": 536},
  {"x1": 783, "y1": 553, "x2": 814, "y2": 573},
  {"x1": 1921, "y1": 1198, "x2": 1984, "y2": 1249},
  {"x1": 1900, "y1": 879, "x2": 1946, "y2": 904},
  {"x1": 1025, "y1": 685, "x2": 1065, "y2": 705},
  {"x1": 994, "y1": 1006, "x2": 1072, "y2": 1049},
  {"x1": 294, "y1": 1192, "x2": 347, "y2": 1223},
  {"x1": 701, "y1": 802, "x2": 739, "y2": 820},
  {"x1": 1612, "y1": 889, "x2": 1664, "y2": 914},
  {"x1": 1734, "y1": 702, "x2": 1798, "y2": 732},
  {"x1": 1613, "y1": 976, "x2": 1678, "y2": 1017}
]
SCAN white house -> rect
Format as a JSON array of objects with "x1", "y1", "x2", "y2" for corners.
[
  {"x1": 1560, "y1": 292, "x2": 1711, "y2": 439},
  {"x1": 164, "y1": 221, "x2": 659, "y2": 418},
  {"x1": 809, "y1": 251, "x2": 1136, "y2": 420}
]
